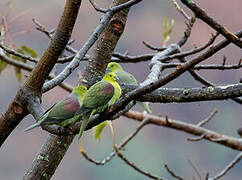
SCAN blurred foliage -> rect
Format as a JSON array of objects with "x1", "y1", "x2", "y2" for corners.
[
  {"x1": 162, "y1": 16, "x2": 175, "y2": 47},
  {"x1": 93, "y1": 121, "x2": 108, "y2": 141},
  {"x1": 0, "y1": 2, "x2": 37, "y2": 83},
  {"x1": 8, "y1": 46, "x2": 38, "y2": 83}
]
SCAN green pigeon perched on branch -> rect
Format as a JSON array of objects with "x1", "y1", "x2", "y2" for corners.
[
  {"x1": 106, "y1": 62, "x2": 152, "y2": 113},
  {"x1": 24, "y1": 86, "x2": 87, "y2": 131},
  {"x1": 77, "y1": 72, "x2": 122, "y2": 139}
]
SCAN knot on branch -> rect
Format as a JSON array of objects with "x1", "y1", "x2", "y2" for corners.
[
  {"x1": 110, "y1": 19, "x2": 124, "y2": 36},
  {"x1": 12, "y1": 102, "x2": 23, "y2": 114}
]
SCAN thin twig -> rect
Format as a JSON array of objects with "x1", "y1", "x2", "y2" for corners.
[
  {"x1": 0, "y1": 52, "x2": 73, "y2": 92},
  {"x1": 180, "y1": 0, "x2": 242, "y2": 48},
  {"x1": 124, "y1": 111, "x2": 242, "y2": 151},
  {"x1": 142, "y1": 41, "x2": 166, "y2": 51},
  {"x1": 0, "y1": 44, "x2": 38, "y2": 63},
  {"x1": 172, "y1": 0, "x2": 190, "y2": 20},
  {"x1": 187, "y1": 133, "x2": 206, "y2": 142},
  {"x1": 114, "y1": 145, "x2": 164, "y2": 180},
  {"x1": 208, "y1": 152, "x2": 242, "y2": 180},
  {"x1": 170, "y1": 33, "x2": 219, "y2": 61},
  {"x1": 197, "y1": 108, "x2": 218, "y2": 127},
  {"x1": 164, "y1": 163, "x2": 184, "y2": 180},
  {"x1": 188, "y1": 159, "x2": 202, "y2": 180},
  {"x1": 89, "y1": 0, "x2": 107, "y2": 13},
  {"x1": 81, "y1": 118, "x2": 150, "y2": 165}
]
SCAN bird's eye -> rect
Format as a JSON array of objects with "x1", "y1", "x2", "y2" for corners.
[
  {"x1": 83, "y1": 88, "x2": 86, "y2": 90},
  {"x1": 110, "y1": 74, "x2": 112, "y2": 77},
  {"x1": 111, "y1": 65, "x2": 113, "y2": 67}
]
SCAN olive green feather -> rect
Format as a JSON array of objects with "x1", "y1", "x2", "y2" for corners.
[
  {"x1": 106, "y1": 62, "x2": 152, "y2": 113},
  {"x1": 77, "y1": 72, "x2": 121, "y2": 139},
  {"x1": 24, "y1": 86, "x2": 87, "y2": 131}
]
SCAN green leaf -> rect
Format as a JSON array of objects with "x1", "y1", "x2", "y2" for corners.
[
  {"x1": 20, "y1": 46, "x2": 38, "y2": 58},
  {"x1": 163, "y1": 16, "x2": 169, "y2": 31},
  {"x1": 92, "y1": 121, "x2": 108, "y2": 140},
  {"x1": 0, "y1": 60, "x2": 7, "y2": 74},
  {"x1": 14, "y1": 66, "x2": 22, "y2": 83},
  {"x1": 162, "y1": 16, "x2": 175, "y2": 46}
]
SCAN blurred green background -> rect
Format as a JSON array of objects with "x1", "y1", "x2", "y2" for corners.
[{"x1": 0, "y1": 0, "x2": 241, "y2": 179}]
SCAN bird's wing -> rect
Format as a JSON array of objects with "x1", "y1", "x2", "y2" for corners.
[
  {"x1": 116, "y1": 71, "x2": 139, "y2": 85},
  {"x1": 45, "y1": 96, "x2": 80, "y2": 122},
  {"x1": 83, "y1": 81, "x2": 114, "y2": 109}
]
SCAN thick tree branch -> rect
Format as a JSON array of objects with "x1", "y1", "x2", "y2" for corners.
[
  {"x1": 0, "y1": 0, "x2": 82, "y2": 148},
  {"x1": 24, "y1": 1, "x2": 139, "y2": 180},
  {"x1": 123, "y1": 83, "x2": 242, "y2": 103},
  {"x1": 23, "y1": 0, "x2": 83, "y2": 179},
  {"x1": 41, "y1": 83, "x2": 242, "y2": 135}
]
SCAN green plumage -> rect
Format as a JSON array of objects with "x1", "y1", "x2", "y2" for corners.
[
  {"x1": 77, "y1": 72, "x2": 121, "y2": 139},
  {"x1": 24, "y1": 86, "x2": 87, "y2": 131},
  {"x1": 106, "y1": 62, "x2": 152, "y2": 113}
]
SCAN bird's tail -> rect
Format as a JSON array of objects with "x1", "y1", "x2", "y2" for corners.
[
  {"x1": 24, "y1": 121, "x2": 42, "y2": 132},
  {"x1": 138, "y1": 102, "x2": 152, "y2": 114},
  {"x1": 78, "y1": 112, "x2": 91, "y2": 139},
  {"x1": 24, "y1": 113, "x2": 47, "y2": 132}
]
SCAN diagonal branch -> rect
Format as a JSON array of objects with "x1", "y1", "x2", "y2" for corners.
[
  {"x1": 0, "y1": 0, "x2": 82, "y2": 148},
  {"x1": 24, "y1": 1, "x2": 140, "y2": 180},
  {"x1": 180, "y1": 0, "x2": 242, "y2": 48},
  {"x1": 124, "y1": 111, "x2": 242, "y2": 151},
  {"x1": 208, "y1": 152, "x2": 242, "y2": 180}
]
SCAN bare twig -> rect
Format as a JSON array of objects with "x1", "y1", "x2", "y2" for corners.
[
  {"x1": 172, "y1": 0, "x2": 190, "y2": 20},
  {"x1": 180, "y1": 0, "x2": 242, "y2": 48},
  {"x1": 164, "y1": 163, "x2": 184, "y2": 180},
  {"x1": 0, "y1": 44, "x2": 38, "y2": 63},
  {"x1": 81, "y1": 118, "x2": 149, "y2": 165},
  {"x1": 114, "y1": 145, "x2": 164, "y2": 180},
  {"x1": 187, "y1": 133, "x2": 206, "y2": 142},
  {"x1": 208, "y1": 152, "x2": 242, "y2": 180},
  {"x1": 177, "y1": 16, "x2": 196, "y2": 47},
  {"x1": 188, "y1": 159, "x2": 202, "y2": 180},
  {"x1": 89, "y1": 0, "x2": 107, "y2": 13},
  {"x1": 124, "y1": 111, "x2": 242, "y2": 151},
  {"x1": 170, "y1": 32, "x2": 219, "y2": 61},
  {"x1": 0, "y1": 52, "x2": 73, "y2": 92},
  {"x1": 197, "y1": 108, "x2": 218, "y2": 127},
  {"x1": 142, "y1": 40, "x2": 166, "y2": 51}
]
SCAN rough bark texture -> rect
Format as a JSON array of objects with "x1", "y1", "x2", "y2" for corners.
[
  {"x1": 24, "y1": 0, "x2": 131, "y2": 179},
  {"x1": 22, "y1": 1, "x2": 82, "y2": 179},
  {"x1": 82, "y1": 0, "x2": 130, "y2": 86},
  {"x1": 0, "y1": 0, "x2": 82, "y2": 147}
]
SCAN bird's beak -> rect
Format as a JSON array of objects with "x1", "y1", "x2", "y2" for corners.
[
  {"x1": 114, "y1": 76, "x2": 119, "y2": 81},
  {"x1": 105, "y1": 67, "x2": 111, "y2": 74}
]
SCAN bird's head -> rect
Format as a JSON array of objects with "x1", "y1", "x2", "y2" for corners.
[
  {"x1": 72, "y1": 85, "x2": 87, "y2": 97},
  {"x1": 103, "y1": 72, "x2": 119, "y2": 82},
  {"x1": 106, "y1": 62, "x2": 123, "y2": 74}
]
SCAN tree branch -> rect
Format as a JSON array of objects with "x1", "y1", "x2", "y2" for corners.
[
  {"x1": 208, "y1": 152, "x2": 242, "y2": 180},
  {"x1": 180, "y1": 0, "x2": 242, "y2": 48},
  {"x1": 124, "y1": 111, "x2": 242, "y2": 151},
  {"x1": 24, "y1": 0, "x2": 139, "y2": 179}
]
